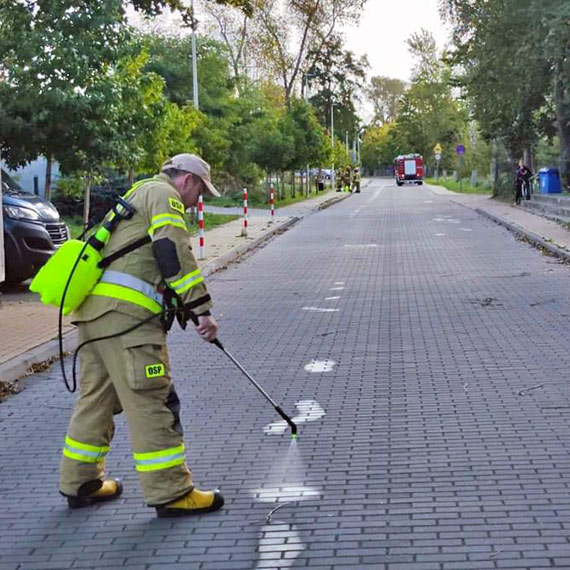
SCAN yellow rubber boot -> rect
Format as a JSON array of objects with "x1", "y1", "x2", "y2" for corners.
[
  {"x1": 156, "y1": 487, "x2": 224, "y2": 518},
  {"x1": 65, "y1": 478, "x2": 123, "y2": 509}
]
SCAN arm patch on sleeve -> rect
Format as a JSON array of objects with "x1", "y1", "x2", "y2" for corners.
[
  {"x1": 168, "y1": 197, "x2": 185, "y2": 214},
  {"x1": 152, "y1": 238, "x2": 181, "y2": 278}
]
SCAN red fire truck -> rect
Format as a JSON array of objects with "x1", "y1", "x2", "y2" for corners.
[{"x1": 394, "y1": 154, "x2": 424, "y2": 186}]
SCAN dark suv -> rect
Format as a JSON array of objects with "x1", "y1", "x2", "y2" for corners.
[{"x1": 2, "y1": 170, "x2": 68, "y2": 283}]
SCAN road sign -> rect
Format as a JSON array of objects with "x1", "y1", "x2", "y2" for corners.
[
  {"x1": 456, "y1": 144, "x2": 465, "y2": 155},
  {"x1": 435, "y1": 153, "x2": 441, "y2": 161},
  {"x1": 433, "y1": 143, "x2": 443, "y2": 154}
]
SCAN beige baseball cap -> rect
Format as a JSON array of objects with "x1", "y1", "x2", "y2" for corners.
[{"x1": 161, "y1": 153, "x2": 221, "y2": 197}]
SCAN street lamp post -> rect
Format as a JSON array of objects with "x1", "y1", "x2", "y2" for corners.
[
  {"x1": 191, "y1": 0, "x2": 199, "y2": 109},
  {"x1": 330, "y1": 102, "x2": 335, "y2": 189},
  {"x1": 303, "y1": 73, "x2": 315, "y2": 196}
]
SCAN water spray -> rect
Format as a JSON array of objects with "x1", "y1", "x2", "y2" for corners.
[{"x1": 190, "y1": 316, "x2": 298, "y2": 439}]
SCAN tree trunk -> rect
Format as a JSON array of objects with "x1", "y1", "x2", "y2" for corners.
[
  {"x1": 291, "y1": 171, "x2": 295, "y2": 198},
  {"x1": 554, "y1": 62, "x2": 570, "y2": 189},
  {"x1": 491, "y1": 139, "x2": 499, "y2": 194},
  {"x1": 83, "y1": 176, "x2": 91, "y2": 230},
  {"x1": 44, "y1": 155, "x2": 53, "y2": 201},
  {"x1": 128, "y1": 168, "x2": 136, "y2": 185}
]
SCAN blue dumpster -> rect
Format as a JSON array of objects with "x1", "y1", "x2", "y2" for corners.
[{"x1": 539, "y1": 167, "x2": 562, "y2": 194}]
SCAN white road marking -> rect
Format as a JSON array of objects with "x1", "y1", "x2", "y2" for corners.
[
  {"x1": 263, "y1": 400, "x2": 326, "y2": 435},
  {"x1": 334, "y1": 281, "x2": 345, "y2": 285},
  {"x1": 325, "y1": 296, "x2": 340, "y2": 300},
  {"x1": 343, "y1": 244, "x2": 378, "y2": 248},
  {"x1": 436, "y1": 233, "x2": 446, "y2": 237},
  {"x1": 252, "y1": 486, "x2": 321, "y2": 502},
  {"x1": 252, "y1": 486, "x2": 320, "y2": 568},
  {"x1": 424, "y1": 200, "x2": 434, "y2": 203},
  {"x1": 302, "y1": 307, "x2": 339, "y2": 312},
  {"x1": 329, "y1": 286, "x2": 345, "y2": 291},
  {"x1": 433, "y1": 217, "x2": 461, "y2": 224},
  {"x1": 459, "y1": 228, "x2": 473, "y2": 232},
  {"x1": 255, "y1": 524, "x2": 303, "y2": 569},
  {"x1": 304, "y1": 359, "x2": 336, "y2": 372}
]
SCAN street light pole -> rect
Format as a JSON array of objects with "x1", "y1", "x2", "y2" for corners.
[
  {"x1": 330, "y1": 102, "x2": 335, "y2": 189},
  {"x1": 191, "y1": 0, "x2": 199, "y2": 109}
]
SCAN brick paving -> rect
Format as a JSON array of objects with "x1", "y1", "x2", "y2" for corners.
[{"x1": 3, "y1": 179, "x2": 570, "y2": 568}]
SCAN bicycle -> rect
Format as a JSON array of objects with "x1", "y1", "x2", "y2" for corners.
[{"x1": 520, "y1": 176, "x2": 532, "y2": 200}]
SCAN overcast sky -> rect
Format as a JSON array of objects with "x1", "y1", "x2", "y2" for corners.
[{"x1": 343, "y1": 0, "x2": 451, "y2": 82}]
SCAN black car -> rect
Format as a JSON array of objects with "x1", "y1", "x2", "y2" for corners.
[{"x1": 2, "y1": 170, "x2": 68, "y2": 283}]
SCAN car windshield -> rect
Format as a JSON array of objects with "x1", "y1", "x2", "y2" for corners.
[{"x1": 1, "y1": 169, "x2": 26, "y2": 195}]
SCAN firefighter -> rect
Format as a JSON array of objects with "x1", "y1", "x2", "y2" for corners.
[
  {"x1": 352, "y1": 167, "x2": 361, "y2": 193},
  {"x1": 59, "y1": 154, "x2": 225, "y2": 518},
  {"x1": 335, "y1": 168, "x2": 343, "y2": 192},
  {"x1": 342, "y1": 166, "x2": 351, "y2": 192}
]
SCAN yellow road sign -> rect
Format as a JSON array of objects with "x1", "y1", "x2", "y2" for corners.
[{"x1": 433, "y1": 143, "x2": 443, "y2": 154}]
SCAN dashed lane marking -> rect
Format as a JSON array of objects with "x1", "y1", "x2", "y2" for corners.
[{"x1": 304, "y1": 359, "x2": 336, "y2": 372}]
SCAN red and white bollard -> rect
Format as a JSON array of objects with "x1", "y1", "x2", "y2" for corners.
[
  {"x1": 241, "y1": 187, "x2": 248, "y2": 237},
  {"x1": 198, "y1": 194, "x2": 205, "y2": 259},
  {"x1": 270, "y1": 184, "x2": 275, "y2": 222}
]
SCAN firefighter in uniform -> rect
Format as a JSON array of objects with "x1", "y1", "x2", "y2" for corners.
[
  {"x1": 59, "y1": 154, "x2": 224, "y2": 518},
  {"x1": 342, "y1": 166, "x2": 351, "y2": 192},
  {"x1": 352, "y1": 167, "x2": 361, "y2": 193},
  {"x1": 335, "y1": 168, "x2": 343, "y2": 192}
]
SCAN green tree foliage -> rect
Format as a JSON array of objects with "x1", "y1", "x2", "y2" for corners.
[
  {"x1": 283, "y1": 99, "x2": 330, "y2": 170},
  {"x1": 367, "y1": 76, "x2": 406, "y2": 125},
  {"x1": 360, "y1": 123, "x2": 399, "y2": 173},
  {"x1": 132, "y1": 0, "x2": 253, "y2": 22},
  {"x1": 391, "y1": 30, "x2": 467, "y2": 173},
  {"x1": 0, "y1": 0, "x2": 128, "y2": 186},
  {"x1": 307, "y1": 34, "x2": 368, "y2": 145},
  {"x1": 442, "y1": 0, "x2": 570, "y2": 185},
  {"x1": 253, "y1": 0, "x2": 366, "y2": 102}
]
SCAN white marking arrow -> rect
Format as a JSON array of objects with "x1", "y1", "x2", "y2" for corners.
[{"x1": 263, "y1": 400, "x2": 325, "y2": 435}]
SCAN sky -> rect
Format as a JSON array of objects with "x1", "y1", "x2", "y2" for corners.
[{"x1": 343, "y1": 0, "x2": 452, "y2": 83}]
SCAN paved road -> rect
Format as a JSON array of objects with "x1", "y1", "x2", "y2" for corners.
[{"x1": 3, "y1": 178, "x2": 570, "y2": 569}]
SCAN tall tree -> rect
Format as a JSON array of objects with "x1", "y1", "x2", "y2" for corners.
[
  {"x1": 253, "y1": 0, "x2": 366, "y2": 102},
  {"x1": 204, "y1": 4, "x2": 250, "y2": 94},
  {"x1": 367, "y1": 76, "x2": 406, "y2": 125},
  {"x1": 306, "y1": 34, "x2": 368, "y2": 144},
  {"x1": 441, "y1": 0, "x2": 552, "y2": 167},
  {"x1": 0, "y1": 0, "x2": 128, "y2": 197},
  {"x1": 392, "y1": 30, "x2": 467, "y2": 172}
]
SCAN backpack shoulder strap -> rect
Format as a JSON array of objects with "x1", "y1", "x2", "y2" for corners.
[{"x1": 98, "y1": 235, "x2": 151, "y2": 269}]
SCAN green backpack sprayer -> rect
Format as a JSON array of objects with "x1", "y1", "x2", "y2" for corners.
[{"x1": 29, "y1": 182, "x2": 298, "y2": 439}]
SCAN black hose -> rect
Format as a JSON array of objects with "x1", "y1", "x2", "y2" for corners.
[{"x1": 58, "y1": 241, "x2": 90, "y2": 393}]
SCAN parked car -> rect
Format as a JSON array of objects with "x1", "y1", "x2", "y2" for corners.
[{"x1": 2, "y1": 170, "x2": 68, "y2": 283}]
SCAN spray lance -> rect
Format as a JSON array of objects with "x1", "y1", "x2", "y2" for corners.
[{"x1": 186, "y1": 313, "x2": 298, "y2": 440}]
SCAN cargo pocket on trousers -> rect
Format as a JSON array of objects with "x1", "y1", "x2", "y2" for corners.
[{"x1": 123, "y1": 343, "x2": 170, "y2": 391}]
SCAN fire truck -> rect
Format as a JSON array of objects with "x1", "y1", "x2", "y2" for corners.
[{"x1": 394, "y1": 154, "x2": 424, "y2": 186}]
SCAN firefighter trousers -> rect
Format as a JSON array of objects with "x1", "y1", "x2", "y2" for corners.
[{"x1": 59, "y1": 312, "x2": 193, "y2": 506}]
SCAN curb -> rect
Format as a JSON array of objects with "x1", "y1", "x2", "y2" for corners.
[
  {"x1": 0, "y1": 328, "x2": 78, "y2": 386},
  {"x1": 201, "y1": 216, "x2": 300, "y2": 276},
  {"x1": 475, "y1": 207, "x2": 570, "y2": 262},
  {"x1": 0, "y1": 194, "x2": 349, "y2": 386}
]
